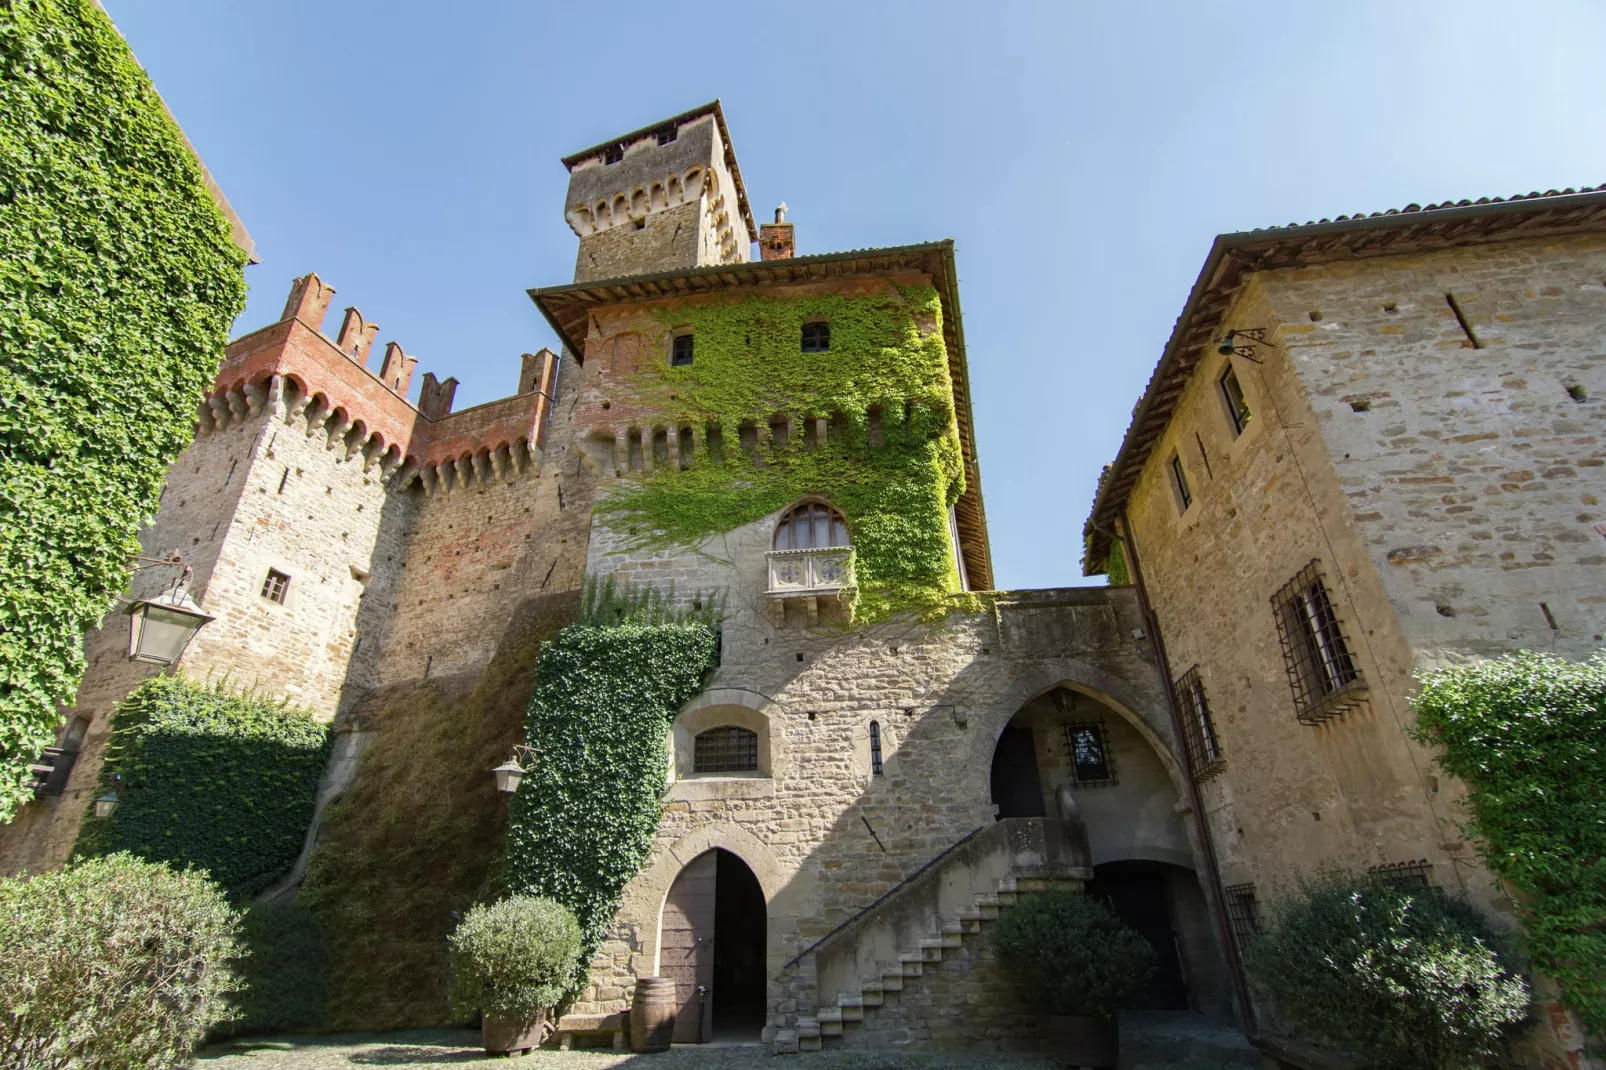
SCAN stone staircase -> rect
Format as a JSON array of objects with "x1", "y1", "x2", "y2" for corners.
[{"x1": 774, "y1": 817, "x2": 1092, "y2": 1055}]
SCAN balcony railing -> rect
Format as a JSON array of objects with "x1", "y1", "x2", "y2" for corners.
[{"x1": 766, "y1": 546, "x2": 855, "y2": 598}]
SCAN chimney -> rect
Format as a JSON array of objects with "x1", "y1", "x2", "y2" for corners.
[
  {"x1": 379, "y1": 342, "x2": 419, "y2": 397},
  {"x1": 520, "y1": 348, "x2": 557, "y2": 396},
  {"x1": 758, "y1": 203, "x2": 794, "y2": 261},
  {"x1": 335, "y1": 307, "x2": 381, "y2": 365},
  {"x1": 281, "y1": 273, "x2": 336, "y2": 331},
  {"x1": 418, "y1": 372, "x2": 458, "y2": 420}
]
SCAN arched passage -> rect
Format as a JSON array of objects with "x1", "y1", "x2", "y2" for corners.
[{"x1": 660, "y1": 848, "x2": 766, "y2": 1043}]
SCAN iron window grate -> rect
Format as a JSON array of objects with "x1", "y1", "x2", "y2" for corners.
[
  {"x1": 1369, "y1": 859, "x2": 1433, "y2": 888},
  {"x1": 801, "y1": 321, "x2": 831, "y2": 352},
  {"x1": 1063, "y1": 722, "x2": 1118, "y2": 788},
  {"x1": 694, "y1": 726, "x2": 758, "y2": 774},
  {"x1": 1271, "y1": 560, "x2": 1364, "y2": 725},
  {"x1": 1174, "y1": 667, "x2": 1226, "y2": 781},
  {"x1": 1223, "y1": 883, "x2": 1261, "y2": 957},
  {"x1": 869, "y1": 720, "x2": 883, "y2": 776}
]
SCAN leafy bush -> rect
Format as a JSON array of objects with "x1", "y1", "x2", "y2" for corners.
[
  {"x1": 74, "y1": 675, "x2": 331, "y2": 899},
  {"x1": 448, "y1": 896, "x2": 582, "y2": 1021},
  {"x1": 0, "y1": 0, "x2": 249, "y2": 819},
  {"x1": 0, "y1": 852, "x2": 241, "y2": 1068},
  {"x1": 1412, "y1": 652, "x2": 1606, "y2": 1038},
  {"x1": 1248, "y1": 873, "x2": 1529, "y2": 1069},
  {"x1": 992, "y1": 890, "x2": 1155, "y2": 1018},
  {"x1": 504, "y1": 619, "x2": 717, "y2": 996},
  {"x1": 212, "y1": 901, "x2": 328, "y2": 1038}
]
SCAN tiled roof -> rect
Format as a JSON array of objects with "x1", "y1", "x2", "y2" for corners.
[{"x1": 1083, "y1": 185, "x2": 1606, "y2": 575}]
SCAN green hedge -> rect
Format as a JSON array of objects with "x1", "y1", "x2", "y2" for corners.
[
  {"x1": 211, "y1": 901, "x2": 328, "y2": 1039},
  {"x1": 0, "y1": 0, "x2": 248, "y2": 820},
  {"x1": 504, "y1": 617, "x2": 717, "y2": 995},
  {"x1": 1412, "y1": 652, "x2": 1606, "y2": 1038},
  {"x1": 75, "y1": 676, "x2": 330, "y2": 899}
]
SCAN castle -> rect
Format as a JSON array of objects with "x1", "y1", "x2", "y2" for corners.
[{"x1": 2, "y1": 102, "x2": 1601, "y2": 1064}]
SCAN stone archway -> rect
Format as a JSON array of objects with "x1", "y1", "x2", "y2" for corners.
[{"x1": 660, "y1": 848, "x2": 767, "y2": 1042}]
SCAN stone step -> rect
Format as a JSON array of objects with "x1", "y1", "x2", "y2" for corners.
[
  {"x1": 897, "y1": 952, "x2": 926, "y2": 975},
  {"x1": 799, "y1": 1033, "x2": 822, "y2": 1052},
  {"x1": 840, "y1": 1002, "x2": 864, "y2": 1022},
  {"x1": 817, "y1": 1006, "x2": 842, "y2": 1024},
  {"x1": 878, "y1": 971, "x2": 906, "y2": 991},
  {"x1": 996, "y1": 877, "x2": 1019, "y2": 893},
  {"x1": 916, "y1": 940, "x2": 945, "y2": 961},
  {"x1": 820, "y1": 1019, "x2": 843, "y2": 1037}
]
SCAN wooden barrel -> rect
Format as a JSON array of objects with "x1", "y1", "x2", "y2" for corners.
[{"x1": 629, "y1": 976, "x2": 677, "y2": 1053}]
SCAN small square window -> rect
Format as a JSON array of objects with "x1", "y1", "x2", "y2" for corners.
[
  {"x1": 657, "y1": 127, "x2": 678, "y2": 146},
  {"x1": 1169, "y1": 453, "x2": 1193, "y2": 512},
  {"x1": 670, "y1": 334, "x2": 694, "y2": 367},
  {"x1": 1063, "y1": 722, "x2": 1117, "y2": 787},
  {"x1": 801, "y1": 322, "x2": 831, "y2": 352},
  {"x1": 1221, "y1": 364, "x2": 1252, "y2": 435},
  {"x1": 603, "y1": 145, "x2": 623, "y2": 165},
  {"x1": 261, "y1": 569, "x2": 290, "y2": 604}
]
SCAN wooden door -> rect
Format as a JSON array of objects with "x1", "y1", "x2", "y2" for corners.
[
  {"x1": 661, "y1": 850, "x2": 717, "y2": 1042},
  {"x1": 990, "y1": 725, "x2": 1047, "y2": 818}
]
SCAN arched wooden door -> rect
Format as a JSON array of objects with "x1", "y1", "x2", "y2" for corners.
[{"x1": 661, "y1": 851, "x2": 716, "y2": 1042}]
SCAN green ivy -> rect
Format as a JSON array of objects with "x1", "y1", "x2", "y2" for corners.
[
  {"x1": 75, "y1": 676, "x2": 330, "y2": 900},
  {"x1": 597, "y1": 288, "x2": 967, "y2": 622},
  {"x1": 0, "y1": 0, "x2": 249, "y2": 820},
  {"x1": 503, "y1": 619, "x2": 717, "y2": 995},
  {"x1": 1410, "y1": 653, "x2": 1606, "y2": 1038}
]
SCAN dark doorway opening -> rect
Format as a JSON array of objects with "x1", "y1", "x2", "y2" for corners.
[
  {"x1": 1086, "y1": 860, "x2": 1189, "y2": 1010},
  {"x1": 661, "y1": 849, "x2": 766, "y2": 1044},
  {"x1": 990, "y1": 724, "x2": 1046, "y2": 818},
  {"x1": 712, "y1": 850, "x2": 766, "y2": 1040}
]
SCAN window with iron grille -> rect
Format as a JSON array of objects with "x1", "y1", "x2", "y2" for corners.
[
  {"x1": 1220, "y1": 364, "x2": 1251, "y2": 436},
  {"x1": 1169, "y1": 453, "x2": 1192, "y2": 512},
  {"x1": 1271, "y1": 561, "x2": 1364, "y2": 724},
  {"x1": 261, "y1": 569, "x2": 290, "y2": 604},
  {"x1": 1174, "y1": 667, "x2": 1225, "y2": 780},
  {"x1": 1224, "y1": 883, "x2": 1261, "y2": 956},
  {"x1": 870, "y1": 720, "x2": 883, "y2": 776},
  {"x1": 801, "y1": 321, "x2": 830, "y2": 352},
  {"x1": 693, "y1": 726, "x2": 758, "y2": 774},
  {"x1": 1063, "y1": 722, "x2": 1117, "y2": 787},
  {"x1": 1369, "y1": 859, "x2": 1433, "y2": 888},
  {"x1": 603, "y1": 144, "x2": 623, "y2": 164},
  {"x1": 670, "y1": 334, "x2": 694, "y2": 367}
]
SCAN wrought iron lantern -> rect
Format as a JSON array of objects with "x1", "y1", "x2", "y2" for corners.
[
  {"x1": 94, "y1": 774, "x2": 121, "y2": 818},
  {"x1": 124, "y1": 556, "x2": 212, "y2": 665},
  {"x1": 492, "y1": 744, "x2": 538, "y2": 794}
]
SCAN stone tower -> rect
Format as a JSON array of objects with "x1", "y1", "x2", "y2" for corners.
[{"x1": 561, "y1": 101, "x2": 756, "y2": 283}]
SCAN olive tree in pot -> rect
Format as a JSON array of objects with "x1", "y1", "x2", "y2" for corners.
[
  {"x1": 993, "y1": 890, "x2": 1155, "y2": 1069},
  {"x1": 448, "y1": 895, "x2": 582, "y2": 1055}
]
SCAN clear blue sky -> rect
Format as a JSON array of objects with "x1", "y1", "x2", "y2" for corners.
[{"x1": 107, "y1": 1, "x2": 1606, "y2": 591}]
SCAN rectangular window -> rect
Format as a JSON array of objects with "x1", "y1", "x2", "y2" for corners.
[
  {"x1": 261, "y1": 569, "x2": 290, "y2": 604},
  {"x1": 1174, "y1": 666, "x2": 1225, "y2": 780},
  {"x1": 657, "y1": 127, "x2": 678, "y2": 146},
  {"x1": 1271, "y1": 561, "x2": 1364, "y2": 724},
  {"x1": 603, "y1": 145, "x2": 623, "y2": 165},
  {"x1": 670, "y1": 334, "x2": 694, "y2": 367},
  {"x1": 870, "y1": 720, "x2": 884, "y2": 776},
  {"x1": 1369, "y1": 859, "x2": 1433, "y2": 888},
  {"x1": 1224, "y1": 883, "x2": 1261, "y2": 956},
  {"x1": 801, "y1": 321, "x2": 830, "y2": 352},
  {"x1": 1169, "y1": 453, "x2": 1192, "y2": 512},
  {"x1": 1220, "y1": 364, "x2": 1251, "y2": 435},
  {"x1": 1063, "y1": 722, "x2": 1117, "y2": 787}
]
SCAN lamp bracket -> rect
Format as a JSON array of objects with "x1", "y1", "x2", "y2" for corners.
[{"x1": 1220, "y1": 327, "x2": 1272, "y2": 364}]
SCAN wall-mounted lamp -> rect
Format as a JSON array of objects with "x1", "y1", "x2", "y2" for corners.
[
  {"x1": 1216, "y1": 327, "x2": 1272, "y2": 363},
  {"x1": 492, "y1": 744, "x2": 539, "y2": 795},
  {"x1": 93, "y1": 773, "x2": 121, "y2": 818},
  {"x1": 124, "y1": 556, "x2": 213, "y2": 665}
]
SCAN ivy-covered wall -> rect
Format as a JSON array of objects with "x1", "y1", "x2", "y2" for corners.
[
  {"x1": 74, "y1": 676, "x2": 329, "y2": 900},
  {"x1": 504, "y1": 611, "x2": 717, "y2": 994},
  {"x1": 1411, "y1": 653, "x2": 1606, "y2": 1040},
  {"x1": 0, "y1": 0, "x2": 248, "y2": 819},
  {"x1": 597, "y1": 287, "x2": 968, "y2": 622}
]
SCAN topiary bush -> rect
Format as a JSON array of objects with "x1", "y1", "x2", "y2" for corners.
[
  {"x1": 992, "y1": 890, "x2": 1156, "y2": 1019},
  {"x1": 0, "y1": 0, "x2": 249, "y2": 820},
  {"x1": 1411, "y1": 652, "x2": 1606, "y2": 1039},
  {"x1": 1248, "y1": 873, "x2": 1529, "y2": 1069},
  {"x1": 448, "y1": 895, "x2": 582, "y2": 1022},
  {"x1": 74, "y1": 675, "x2": 331, "y2": 899},
  {"x1": 0, "y1": 852, "x2": 241, "y2": 1068}
]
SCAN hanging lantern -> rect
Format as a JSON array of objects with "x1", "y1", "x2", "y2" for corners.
[
  {"x1": 127, "y1": 586, "x2": 213, "y2": 665},
  {"x1": 492, "y1": 758, "x2": 526, "y2": 795},
  {"x1": 94, "y1": 789, "x2": 119, "y2": 819}
]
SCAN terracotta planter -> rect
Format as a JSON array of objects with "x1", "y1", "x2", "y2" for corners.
[
  {"x1": 1041, "y1": 1012, "x2": 1118, "y2": 1068},
  {"x1": 482, "y1": 1008, "x2": 547, "y2": 1056}
]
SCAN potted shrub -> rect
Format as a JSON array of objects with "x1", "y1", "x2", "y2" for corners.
[
  {"x1": 448, "y1": 895, "x2": 582, "y2": 1055},
  {"x1": 993, "y1": 889, "x2": 1155, "y2": 1068},
  {"x1": 1248, "y1": 873, "x2": 1529, "y2": 1069}
]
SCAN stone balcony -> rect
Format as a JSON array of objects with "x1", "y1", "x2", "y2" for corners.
[{"x1": 766, "y1": 547, "x2": 854, "y2": 626}]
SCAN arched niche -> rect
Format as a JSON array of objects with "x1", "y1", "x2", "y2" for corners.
[{"x1": 669, "y1": 688, "x2": 789, "y2": 800}]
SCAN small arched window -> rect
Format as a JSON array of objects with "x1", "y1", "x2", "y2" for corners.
[
  {"x1": 694, "y1": 726, "x2": 759, "y2": 773},
  {"x1": 774, "y1": 501, "x2": 849, "y2": 550},
  {"x1": 869, "y1": 720, "x2": 884, "y2": 776}
]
